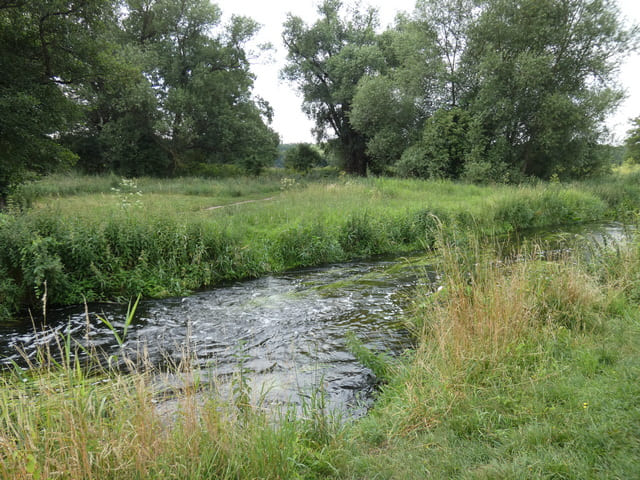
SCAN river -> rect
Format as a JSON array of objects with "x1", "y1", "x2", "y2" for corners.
[{"x1": 0, "y1": 222, "x2": 633, "y2": 416}]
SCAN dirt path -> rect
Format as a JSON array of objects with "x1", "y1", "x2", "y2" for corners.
[{"x1": 205, "y1": 196, "x2": 276, "y2": 210}]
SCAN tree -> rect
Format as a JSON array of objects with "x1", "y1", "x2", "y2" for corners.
[
  {"x1": 352, "y1": 0, "x2": 633, "y2": 181},
  {"x1": 282, "y1": 0, "x2": 385, "y2": 175},
  {"x1": 64, "y1": 32, "x2": 168, "y2": 176},
  {"x1": 0, "y1": 0, "x2": 118, "y2": 203},
  {"x1": 464, "y1": 0, "x2": 634, "y2": 179},
  {"x1": 284, "y1": 143, "x2": 323, "y2": 173},
  {"x1": 350, "y1": 0, "x2": 477, "y2": 175},
  {"x1": 67, "y1": 0, "x2": 279, "y2": 176},
  {"x1": 624, "y1": 117, "x2": 640, "y2": 163},
  {"x1": 413, "y1": 0, "x2": 477, "y2": 109}
]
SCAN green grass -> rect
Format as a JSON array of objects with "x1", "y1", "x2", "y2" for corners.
[
  {"x1": 2, "y1": 229, "x2": 640, "y2": 478},
  {"x1": 333, "y1": 235, "x2": 640, "y2": 479},
  {"x1": 1, "y1": 171, "x2": 639, "y2": 321}
]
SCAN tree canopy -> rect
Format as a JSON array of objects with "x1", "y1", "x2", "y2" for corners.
[
  {"x1": 1, "y1": 0, "x2": 635, "y2": 196},
  {"x1": 284, "y1": 0, "x2": 635, "y2": 181},
  {"x1": 0, "y1": 0, "x2": 115, "y2": 201},
  {"x1": 0, "y1": 0, "x2": 279, "y2": 200},
  {"x1": 282, "y1": 0, "x2": 384, "y2": 175}
]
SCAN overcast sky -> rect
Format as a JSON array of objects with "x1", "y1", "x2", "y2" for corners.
[{"x1": 215, "y1": 0, "x2": 640, "y2": 145}]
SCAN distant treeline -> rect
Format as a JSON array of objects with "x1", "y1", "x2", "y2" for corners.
[{"x1": 0, "y1": 0, "x2": 637, "y2": 202}]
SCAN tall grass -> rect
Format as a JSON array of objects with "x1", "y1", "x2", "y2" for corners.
[
  {"x1": 1, "y1": 172, "x2": 639, "y2": 322},
  {"x1": 0, "y1": 327, "x2": 346, "y2": 479},
  {"x1": 340, "y1": 231, "x2": 640, "y2": 478},
  {"x1": 10, "y1": 172, "x2": 287, "y2": 202},
  {"x1": 2, "y1": 227, "x2": 640, "y2": 478}
]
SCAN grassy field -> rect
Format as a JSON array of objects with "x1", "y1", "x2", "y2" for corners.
[
  {"x1": 2, "y1": 227, "x2": 640, "y2": 479},
  {"x1": 1, "y1": 170, "x2": 639, "y2": 322}
]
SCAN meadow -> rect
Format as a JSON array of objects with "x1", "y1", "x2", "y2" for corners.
[{"x1": 1, "y1": 169, "x2": 639, "y2": 322}]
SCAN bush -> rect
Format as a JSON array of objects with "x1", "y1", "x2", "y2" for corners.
[
  {"x1": 284, "y1": 143, "x2": 324, "y2": 173},
  {"x1": 185, "y1": 163, "x2": 245, "y2": 178},
  {"x1": 271, "y1": 222, "x2": 341, "y2": 269},
  {"x1": 396, "y1": 108, "x2": 472, "y2": 180},
  {"x1": 396, "y1": 144, "x2": 430, "y2": 179}
]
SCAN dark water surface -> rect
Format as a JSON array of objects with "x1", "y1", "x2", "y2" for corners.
[{"x1": 0, "y1": 222, "x2": 634, "y2": 414}]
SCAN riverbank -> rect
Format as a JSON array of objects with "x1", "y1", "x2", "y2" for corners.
[
  {"x1": 2, "y1": 227, "x2": 639, "y2": 478},
  {"x1": 338, "y1": 233, "x2": 640, "y2": 478},
  {"x1": 1, "y1": 170, "x2": 639, "y2": 322}
]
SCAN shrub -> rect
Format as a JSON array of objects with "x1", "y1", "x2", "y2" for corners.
[
  {"x1": 271, "y1": 222, "x2": 341, "y2": 269},
  {"x1": 284, "y1": 143, "x2": 324, "y2": 173},
  {"x1": 396, "y1": 144, "x2": 430, "y2": 179}
]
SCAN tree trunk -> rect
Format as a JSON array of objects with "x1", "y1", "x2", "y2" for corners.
[{"x1": 341, "y1": 130, "x2": 369, "y2": 176}]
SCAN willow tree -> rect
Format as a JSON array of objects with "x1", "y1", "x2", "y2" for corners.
[
  {"x1": 464, "y1": 0, "x2": 634, "y2": 179},
  {"x1": 282, "y1": 0, "x2": 384, "y2": 175}
]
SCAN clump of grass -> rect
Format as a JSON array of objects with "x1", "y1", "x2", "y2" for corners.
[{"x1": 342, "y1": 232, "x2": 640, "y2": 478}]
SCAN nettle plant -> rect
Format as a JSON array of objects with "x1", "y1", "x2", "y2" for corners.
[{"x1": 111, "y1": 178, "x2": 143, "y2": 209}]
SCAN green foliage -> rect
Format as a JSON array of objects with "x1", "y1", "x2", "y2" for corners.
[
  {"x1": 346, "y1": 332, "x2": 395, "y2": 382},
  {"x1": 0, "y1": 173, "x2": 638, "y2": 321},
  {"x1": 0, "y1": 0, "x2": 279, "y2": 195},
  {"x1": 464, "y1": 0, "x2": 632, "y2": 179},
  {"x1": 624, "y1": 116, "x2": 640, "y2": 164},
  {"x1": 271, "y1": 222, "x2": 341, "y2": 269},
  {"x1": 493, "y1": 186, "x2": 607, "y2": 231},
  {"x1": 282, "y1": 0, "x2": 384, "y2": 175},
  {"x1": 339, "y1": 212, "x2": 387, "y2": 256},
  {"x1": 2, "y1": 179, "x2": 640, "y2": 478},
  {"x1": 284, "y1": 143, "x2": 324, "y2": 173},
  {"x1": 5, "y1": 218, "x2": 640, "y2": 478},
  {"x1": 396, "y1": 144, "x2": 432, "y2": 179},
  {"x1": 388, "y1": 209, "x2": 445, "y2": 249},
  {"x1": 0, "y1": 266, "x2": 22, "y2": 322},
  {"x1": 351, "y1": 0, "x2": 634, "y2": 181},
  {"x1": 343, "y1": 235, "x2": 640, "y2": 478},
  {"x1": 0, "y1": 0, "x2": 116, "y2": 199},
  {"x1": 397, "y1": 107, "x2": 472, "y2": 179},
  {"x1": 350, "y1": 75, "x2": 418, "y2": 173}
]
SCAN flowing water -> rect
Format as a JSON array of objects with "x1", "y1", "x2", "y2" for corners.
[{"x1": 0, "y1": 222, "x2": 634, "y2": 415}]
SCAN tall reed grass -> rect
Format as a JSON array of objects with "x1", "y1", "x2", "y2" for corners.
[{"x1": 1, "y1": 172, "x2": 639, "y2": 322}]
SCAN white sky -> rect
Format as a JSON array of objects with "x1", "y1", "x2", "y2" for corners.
[{"x1": 215, "y1": 0, "x2": 640, "y2": 145}]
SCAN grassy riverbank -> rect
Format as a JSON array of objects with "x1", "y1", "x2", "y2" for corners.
[
  {"x1": 1, "y1": 170, "x2": 639, "y2": 321},
  {"x1": 339, "y1": 235, "x2": 640, "y2": 478},
  {"x1": 2, "y1": 229, "x2": 640, "y2": 478}
]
